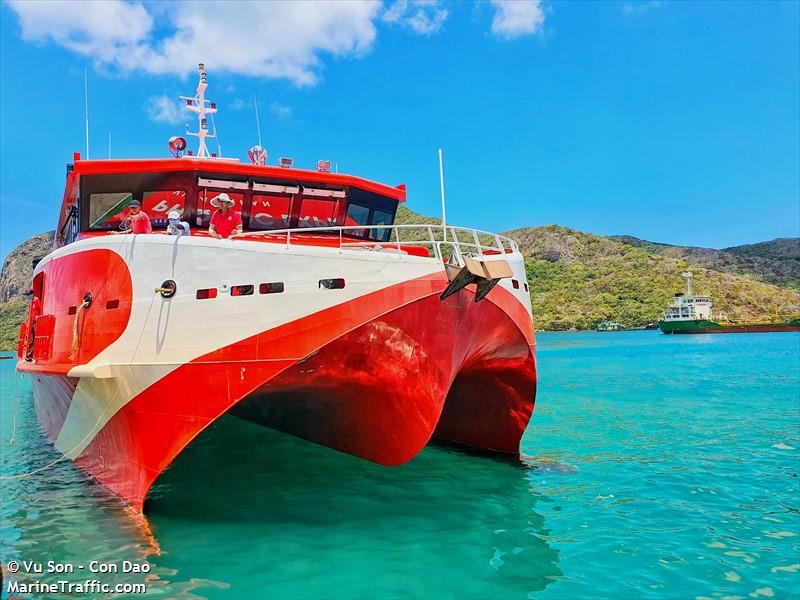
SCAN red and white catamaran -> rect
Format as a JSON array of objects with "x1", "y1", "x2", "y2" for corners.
[{"x1": 16, "y1": 65, "x2": 537, "y2": 510}]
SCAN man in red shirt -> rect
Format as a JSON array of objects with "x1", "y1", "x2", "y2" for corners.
[
  {"x1": 112, "y1": 200, "x2": 152, "y2": 234},
  {"x1": 26, "y1": 292, "x2": 42, "y2": 360},
  {"x1": 209, "y1": 193, "x2": 242, "y2": 239}
]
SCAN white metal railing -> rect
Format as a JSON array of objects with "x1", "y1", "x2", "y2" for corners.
[{"x1": 237, "y1": 223, "x2": 519, "y2": 263}]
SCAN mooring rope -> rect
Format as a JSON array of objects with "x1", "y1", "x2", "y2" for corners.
[
  {"x1": 70, "y1": 296, "x2": 92, "y2": 361},
  {"x1": 0, "y1": 389, "x2": 118, "y2": 480},
  {"x1": 10, "y1": 369, "x2": 18, "y2": 444}
]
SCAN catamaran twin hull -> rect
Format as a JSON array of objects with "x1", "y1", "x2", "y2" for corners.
[{"x1": 19, "y1": 234, "x2": 536, "y2": 509}]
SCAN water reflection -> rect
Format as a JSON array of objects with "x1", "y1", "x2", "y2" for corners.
[
  {"x1": 2, "y1": 348, "x2": 564, "y2": 599},
  {"x1": 147, "y1": 415, "x2": 563, "y2": 598},
  {"x1": 0, "y1": 366, "x2": 163, "y2": 597}
]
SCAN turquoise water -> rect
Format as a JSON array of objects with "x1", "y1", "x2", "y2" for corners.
[{"x1": 1, "y1": 331, "x2": 799, "y2": 599}]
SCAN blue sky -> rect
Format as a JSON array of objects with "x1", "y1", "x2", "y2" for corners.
[{"x1": 1, "y1": 0, "x2": 798, "y2": 262}]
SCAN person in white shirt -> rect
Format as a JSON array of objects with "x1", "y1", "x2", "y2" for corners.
[{"x1": 167, "y1": 210, "x2": 191, "y2": 236}]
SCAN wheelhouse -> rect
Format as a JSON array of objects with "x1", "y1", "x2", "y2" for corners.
[
  {"x1": 55, "y1": 158, "x2": 406, "y2": 247},
  {"x1": 661, "y1": 293, "x2": 712, "y2": 321}
]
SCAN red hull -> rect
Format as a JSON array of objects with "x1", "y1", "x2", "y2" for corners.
[{"x1": 28, "y1": 277, "x2": 536, "y2": 509}]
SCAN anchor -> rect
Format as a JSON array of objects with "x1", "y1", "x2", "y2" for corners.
[{"x1": 440, "y1": 256, "x2": 513, "y2": 302}]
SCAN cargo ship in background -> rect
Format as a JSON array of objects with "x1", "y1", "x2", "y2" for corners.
[
  {"x1": 15, "y1": 65, "x2": 537, "y2": 510},
  {"x1": 658, "y1": 272, "x2": 800, "y2": 334}
]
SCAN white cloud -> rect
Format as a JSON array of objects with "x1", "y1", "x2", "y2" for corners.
[
  {"x1": 490, "y1": 0, "x2": 545, "y2": 40},
  {"x1": 229, "y1": 98, "x2": 250, "y2": 111},
  {"x1": 7, "y1": 0, "x2": 380, "y2": 86},
  {"x1": 146, "y1": 94, "x2": 184, "y2": 124},
  {"x1": 270, "y1": 102, "x2": 293, "y2": 120},
  {"x1": 8, "y1": 0, "x2": 153, "y2": 62},
  {"x1": 622, "y1": 1, "x2": 663, "y2": 16},
  {"x1": 381, "y1": 0, "x2": 448, "y2": 35}
]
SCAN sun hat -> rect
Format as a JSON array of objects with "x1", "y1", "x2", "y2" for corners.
[
  {"x1": 167, "y1": 210, "x2": 181, "y2": 220},
  {"x1": 129, "y1": 200, "x2": 141, "y2": 208},
  {"x1": 210, "y1": 193, "x2": 235, "y2": 207}
]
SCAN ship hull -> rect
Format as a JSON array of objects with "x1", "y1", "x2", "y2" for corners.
[
  {"x1": 659, "y1": 319, "x2": 800, "y2": 334},
  {"x1": 18, "y1": 235, "x2": 536, "y2": 509}
]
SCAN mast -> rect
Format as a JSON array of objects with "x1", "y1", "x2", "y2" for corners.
[
  {"x1": 438, "y1": 148, "x2": 447, "y2": 240},
  {"x1": 180, "y1": 63, "x2": 218, "y2": 158},
  {"x1": 254, "y1": 95, "x2": 263, "y2": 148},
  {"x1": 682, "y1": 271, "x2": 693, "y2": 296},
  {"x1": 84, "y1": 67, "x2": 90, "y2": 159}
]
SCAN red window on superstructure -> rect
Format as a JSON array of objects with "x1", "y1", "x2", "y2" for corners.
[
  {"x1": 196, "y1": 189, "x2": 244, "y2": 227},
  {"x1": 250, "y1": 194, "x2": 292, "y2": 230},
  {"x1": 297, "y1": 198, "x2": 338, "y2": 229},
  {"x1": 142, "y1": 190, "x2": 187, "y2": 228}
]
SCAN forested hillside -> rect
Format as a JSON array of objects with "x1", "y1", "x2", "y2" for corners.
[
  {"x1": 0, "y1": 213, "x2": 798, "y2": 348},
  {"x1": 511, "y1": 225, "x2": 800, "y2": 330},
  {"x1": 609, "y1": 235, "x2": 800, "y2": 291}
]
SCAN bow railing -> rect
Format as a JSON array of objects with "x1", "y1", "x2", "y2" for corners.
[{"x1": 238, "y1": 224, "x2": 519, "y2": 264}]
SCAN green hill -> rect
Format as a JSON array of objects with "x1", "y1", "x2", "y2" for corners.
[
  {"x1": 609, "y1": 235, "x2": 800, "y2": 291},
  {"x1": 397, "y1": 207, "x2": 800, "y2": 330},
  {"x1": 511, "y1": 225, "x2": 800, "y2": 330},
  {"x1": 0, "y1": 231, "x2": 53, "y2": 351},
  {"x1": 0, "y1": 298, "x2": 27, "y2": 353}
]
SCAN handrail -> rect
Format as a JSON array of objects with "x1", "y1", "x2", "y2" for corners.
[{"x1": 236, "y1": 223, "x2": 520, "y2": 262}]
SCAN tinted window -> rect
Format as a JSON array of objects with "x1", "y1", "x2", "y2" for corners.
[
  {"x1": 346, "y1": 204, "x2": 370, "y2": 226},
  {"x1": 345, "y1": 203, "x2": 370, "y2": 238},
  {"x1": 88, "y1": 192, "x2": 134, "y2": 230},
  {"x1": 370, "y1": 209, "x2": 393, "y2": 242}
]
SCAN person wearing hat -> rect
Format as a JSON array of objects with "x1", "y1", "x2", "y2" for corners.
[
  {"x1": 209, "y1": 193, "x2": 242, "y2": 239},
  {"x1": 167, "y1": 210, "x2": 191, "y2": 236},
  {"x1": 111, "y1": 199, "x2": 152, "y2": 234}
]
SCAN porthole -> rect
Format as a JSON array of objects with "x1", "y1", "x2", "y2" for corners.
[
  {"x1": 259, "y1": 282, "x2": 284, "y2": 294},
  {"x1": 319, "y1": 278, "x2": 345, "y2": 290}
]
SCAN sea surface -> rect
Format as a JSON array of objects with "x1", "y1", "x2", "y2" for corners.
[{"x1": 1, "y1": 331, "x2": 799, "y2": 599}]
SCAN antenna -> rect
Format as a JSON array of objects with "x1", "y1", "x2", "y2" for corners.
[
  {"x1": 210, "y1": 111, "x2": 222, "y2": 156},
  {"x1": 108, "y1": 133, "x2": 111, "y2": 159},
  {"x1": 253, "y1": 95, "x2": 263, "y2": 148},
  {"x1": 84, "y1": 67, "x2": 90, "y2": 159},
  {"x1": 438, "y1": 148, "x2": 447, "y2": 240}
]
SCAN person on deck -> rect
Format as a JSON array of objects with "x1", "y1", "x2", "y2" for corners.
[
  {"x1": 112, "y1": 200, "x2": 152, "y2": 234},
  {"x1": 166, "y1": 210, "x2": 191, "y2": 236},
  {"x1": 209, "y1": 193, "x2": 242, "y2": 239},
  {"x1": 25, "y1": 292, "x2": 42, "y2": 361}
]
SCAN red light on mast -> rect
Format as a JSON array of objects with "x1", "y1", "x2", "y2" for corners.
[
  {"x1": 317, "y1": 160, "x2": 332, "y2": 173},
  {"x1": 279, "y1": 157, "x2": 293, "y2": 168}
]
